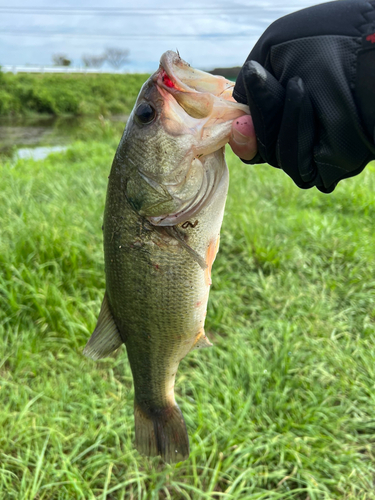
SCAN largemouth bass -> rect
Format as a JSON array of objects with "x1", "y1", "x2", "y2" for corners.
[{"x1": 84, "y1": 51, "x2": 248, "y2": 463}]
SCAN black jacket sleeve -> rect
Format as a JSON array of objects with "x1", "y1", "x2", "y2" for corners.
[{"x1": 233, "y1": 0, "x2": 375, "y2": 192}]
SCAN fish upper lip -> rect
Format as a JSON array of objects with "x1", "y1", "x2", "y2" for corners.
[
  {"x1": 156, "y1": 66, "x2": 187, "y2": 96},
  {"x1": 156, "y1": 68, "x2": 180, "y2": 92},
  {"x1": 156, "y1": 51, "x2": 193, "y2": 94}
]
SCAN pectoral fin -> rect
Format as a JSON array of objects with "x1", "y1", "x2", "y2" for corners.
[
  {"x1": 83, "y1": 292, "x2": 123, "y2": 360},
  {"x1": 164, "y1": 226, "x2": 207, "y2": 270},
  {"x1": 126, "y1": 173, "x2": 174, "y2": 216},
  {"x1": 190, "y1": 329, "x2": 213, "y2": 352}
]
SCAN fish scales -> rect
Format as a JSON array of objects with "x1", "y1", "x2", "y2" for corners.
[
  {"x1": 83, "y1": 50, "x2": 249, "y2": 463},
  {"x1": 104, "y1": 159, "x2": 222, "y2": 397}
]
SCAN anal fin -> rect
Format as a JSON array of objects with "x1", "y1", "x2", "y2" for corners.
[
  {"x1": 190, "y1": 329, "x2": 213, "y2": 352},
  {"x1": 83, "y1": 292, "x2": 123, "y2": 360}
]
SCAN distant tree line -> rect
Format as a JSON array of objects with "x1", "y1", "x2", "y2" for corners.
[
  {"x1": 209, "y1": 67, "x2": 241, "y2": 79},
  {"x1": 52, "y1": 48, "x2": 130, "y2": 69}
]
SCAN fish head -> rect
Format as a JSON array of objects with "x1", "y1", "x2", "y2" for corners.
[{"x1": 118, "y1": 50, "x2": 249, "y2": 226}]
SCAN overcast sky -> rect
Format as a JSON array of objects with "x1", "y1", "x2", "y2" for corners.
[{"x1": 0, "y1": 0, "x2": 324, "y2": 72}]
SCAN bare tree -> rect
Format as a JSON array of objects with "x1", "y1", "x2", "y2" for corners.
[
  {"x1": 52, "y1": 54, "x2": 71, "y2": 66},
  {"x1": 82, "y1": 54, "x2": 106, "y2": 68},
  {"x1": 104, "y1": 47, "x2": 129, "y2": 69}
]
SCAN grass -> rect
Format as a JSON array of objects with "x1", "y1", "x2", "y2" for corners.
[
  {"x1": 1, "y1": 122, "x2": 375, "y2": 499},
  {"x1": 0, "y1": 72, "x2": 148, "y2": 117}
]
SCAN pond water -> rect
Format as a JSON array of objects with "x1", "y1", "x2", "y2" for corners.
[
  {"x1": 0, "y1": 115, "x2": 128, "y2": 159},
  {"x1": 16, "y1": 145, "x2": 68, "y2": 161}
]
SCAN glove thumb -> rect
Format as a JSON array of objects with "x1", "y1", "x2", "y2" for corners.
[{"x1": 241, "y1": 60, "x2": 285, "y2": 166}]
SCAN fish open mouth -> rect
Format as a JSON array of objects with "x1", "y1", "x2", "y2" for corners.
[
  {"x1": 156, "y1": 50, "x2": 236, "y2": 103},
  {"x1": 143, "y1": 51, "x2": 248, "y2": 228},
  {"x1": 154, "y1": 50, "x2": 248, "y2": 128}
]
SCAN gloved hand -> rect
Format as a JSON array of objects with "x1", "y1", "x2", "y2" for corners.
[{"x1": 232, "y1": 0, "x2": 375, "y2": 192}]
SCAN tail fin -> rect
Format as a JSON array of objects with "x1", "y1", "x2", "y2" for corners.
[{"x1": 134, "y1": 402, "x2": 190, "y2": 463}]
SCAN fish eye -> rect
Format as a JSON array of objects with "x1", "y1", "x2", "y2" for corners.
[{"x1": 135, "y1": 103, "x2": 156, "y2": 125}]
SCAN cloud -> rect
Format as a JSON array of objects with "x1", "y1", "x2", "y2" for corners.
[{"x1": 0, "y1": 0, "x2": 320, "y2": 70}]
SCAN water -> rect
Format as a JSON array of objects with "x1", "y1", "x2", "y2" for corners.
[
  {"x1": 16, "y1": 145, "x2": 68, "y2": 161},
  {"x1": 0, "y1": 116, "x2": 75, "y2": 150},
  {"x1": 0, "y1": 115, "x2": 128, "y2": 159}
]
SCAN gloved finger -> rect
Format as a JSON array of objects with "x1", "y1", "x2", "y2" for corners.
[
  {"x1": 277, "y1": 76, "x2": 317, "y2": 188},
  {"x1": 241, "y1": 60, "x2": 285, "y2": 166}
]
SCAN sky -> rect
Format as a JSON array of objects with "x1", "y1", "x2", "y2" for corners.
[{"x1": 0, "y1": 0, "x2": 324, "y2": 72}]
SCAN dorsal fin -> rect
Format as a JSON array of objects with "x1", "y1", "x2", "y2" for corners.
[{"x1": 83, "y1": 292, "x2": 123, "y2": 360}]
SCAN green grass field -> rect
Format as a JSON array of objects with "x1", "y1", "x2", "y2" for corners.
[
  {"x1": 1, "y1": 123, "x2": 375, "y2": 499},
  {"x1": 0, "y1": 72, "x2": 147, "y2": 117}
]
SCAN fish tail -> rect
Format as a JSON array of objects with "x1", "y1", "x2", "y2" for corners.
[{"x1": 134, "y1": 401, "x2": 190, "y2": 463}]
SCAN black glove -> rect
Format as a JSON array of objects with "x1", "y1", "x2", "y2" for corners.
[{"x1": 233, "y1": 0, "x2": 375, "y2": 192}]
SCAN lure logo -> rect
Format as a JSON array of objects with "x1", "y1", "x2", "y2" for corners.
[{"x1": 366, "y1": 33, "x2": 375, "y2": 43}]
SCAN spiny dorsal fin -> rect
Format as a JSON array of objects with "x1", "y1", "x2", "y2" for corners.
[
  {"x1": 83, "y1": 292, "x2": 123, "y2": 360},
  {"x1": 190, "y1": 329, "x2": 213, "y2": 352}
]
